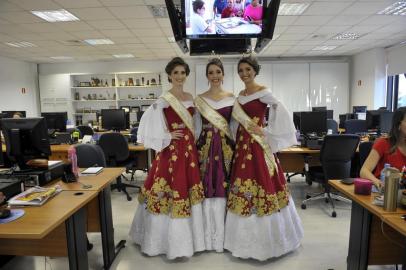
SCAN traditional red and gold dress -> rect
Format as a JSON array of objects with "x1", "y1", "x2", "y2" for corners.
[
  {"x1": 195, "y1": 96, "x2": 235, "y2": 252},
  {"x1": 224, "y1": 89, "x2": 303, "y2": 261},
  {"x1": 129, "y1": 92, "x2": 205, "y2": 259}
]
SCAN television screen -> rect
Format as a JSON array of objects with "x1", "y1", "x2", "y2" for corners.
[{"x1": 185, "y1": 0, "x2": 268, "y2": 38}]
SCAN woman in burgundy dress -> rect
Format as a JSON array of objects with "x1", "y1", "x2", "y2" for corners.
[
  {"x1": 129, "y1": 57, "x2": 205, "y2": 259},
  {"x1": 224, "y1": 56, "x2": 303, "y2": 260},
  {"x1": 195, "y1": 58, "x2": 235, "y2": 252}
]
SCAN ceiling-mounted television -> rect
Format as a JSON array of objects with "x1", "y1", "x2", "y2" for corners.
[{"x1": 184, "y1": 0, "x2": 268, "y2": 38}]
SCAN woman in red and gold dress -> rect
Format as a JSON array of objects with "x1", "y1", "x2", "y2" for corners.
[
  {"x1": 129, "y1": 57, "x2": 205, "y2": 259},
  {"x1": 224, "y1": 56, "x2": 303, "y2": 261}
]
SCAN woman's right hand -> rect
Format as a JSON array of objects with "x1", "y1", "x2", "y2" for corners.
[
  {"x1": 372, "y1": 179, "x2": 383, "y2": 190},
  {"x1": 171, "y1": 130, "x2": 183, "y2": 140}
]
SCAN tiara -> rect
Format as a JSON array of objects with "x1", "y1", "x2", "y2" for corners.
[{"x1": 207, "y1": 51, "x2": 221, "y2": 62}]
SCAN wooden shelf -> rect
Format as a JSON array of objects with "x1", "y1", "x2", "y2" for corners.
[
  {"x1": 72, "y1": 100, "x2": 116, "y2": 102},
  {"x1": 118, "y1": 99, "x2": 157, "y2": 101},
  {"x1": 116, "y1": 85, "x2": 161, "y2": 88},
  {"x1": 71, "y1": 87, "x2": 115, "y2": 89}
]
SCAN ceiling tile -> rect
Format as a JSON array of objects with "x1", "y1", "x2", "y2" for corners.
[
  {"x1": 131, "y1": 28, "x2": 164, "y2": 37},
  {"x1": 110, "y1": 37, "x2": 141, "y2": 44},
  {"x1": 275, "y1": 16, "x2": 299, "y2": 26},
  {"x1": 0, "y1": 11, "x2": 43, "y2": 23},
  {"x1": 0, "y1": 1, "x2": 24, "y2": 12},
  {"x1": 68, "y1": 7, "x2": 116, "y2": 20},
  {"x1": 278, "y1": 33, "x2": 309, "y2": 41},
  {"x1": 139, "y1": 36, "x2": 167, "y2": 43},
  {"x1": 8, "y1": 32, "x2": 50, "y2": 41},
  {"x1": 100, "y1": 28, "x2": 133, "y2": 37},
  {"x1": 345, "y1": 25, "x2": 377, "y2": 34},
  {"x1": 99, "y1": 0, "x2": 145, "y2": 6},
  {"x1": 39, "y1": 31, "x2": 77, "y2": 40},
  {"x1": 148, "y1": 43, "x2": 173, "y2": 49},
  {"x1": 53, "y1": 0, "x2": 103, "y2": 8},
  {"x1": 20, "y1": 23, "x2": 62, "y2": 33},
  {"x1": 358, "y1": 15, "x2": 399, "y2": 26},
  {"x1": 314, "y1": 25, "x2": 351, "y2": 35},
  {"x1": 8, "y1": 0, "x2": 62, "y2": 10},
  {"x1": 303, "y1": 2, "x2": 353, "y2": 16},
  {"x1": 284, "y1": 25, "x2": 319, "y2": 34},
  {"x1": 108, "y1": 6, "x2": 153, "y2": 19},
  {"x1": 341, "y1": 1, "x2": 395, "y2": 15},
  {"x1": 121, "y1": 18, "x2": 159, "y2": 28},
  {"x1": 86, "y1": 19, "x2": 126, "y2": 29},
  {"x1": 327, "y1": 15, "x2": 369, "y2": 26},
  {"x1": 69, "y1": 30, "x2": 105, "y2": 39},
  {"x1": 55, "y1": 21, "x2": 94, "y2": 31},
  {"x1": 294, "y1": 16, "x2": 334, "y2": 26},
  {"x1": 156, "y1": 18, "x2": 171, "y2": 28}
]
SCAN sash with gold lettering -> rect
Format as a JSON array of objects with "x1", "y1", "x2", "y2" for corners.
[
  {"x1": 195, "y1": 96, "x2": 233, "y2": 140},
  {"x1": 162, "y1": 91, "x2": 195, "y2": 137},
  {"x1": 232, "y1": 100, "x2": 276, "y2": 176}
]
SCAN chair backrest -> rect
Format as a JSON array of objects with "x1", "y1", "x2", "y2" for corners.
[
  {"x1": 326, "y1": 119, "x2": 338, "y2": 134},
  {"x1": 320, "y1": 134, "x2": 360, "y2": 180},
  {"x1": 77, "y1": 125, "x2": 94, "y2": 138},
  {"x1": 75, "y1": 144, "x2": 106, "y2": 167},
  {"x1": 98, "y1": 132, "x2": 129, "y2": 165},
  {"x1": 344, "y1": 119, "x2": 367, "y2": 134},
  {"x1": 359, "y1": 141, "x2": 373, "y2": 167}
]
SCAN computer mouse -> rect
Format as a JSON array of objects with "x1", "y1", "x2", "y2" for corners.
[{"x1": 0, "y1": 208, "x2": 11, "y2": 219}]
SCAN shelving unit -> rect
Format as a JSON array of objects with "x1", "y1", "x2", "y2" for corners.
[{"x1": 70, "y1": 72, "x2": 162, "y2": 126}]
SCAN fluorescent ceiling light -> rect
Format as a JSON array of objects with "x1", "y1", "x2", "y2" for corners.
[
  {"x1": 31, "y1": 9, "x2": 79, "y2": 22},
  {"x1": 312, "y1": 45, "x2": 337, "y2": 51},
  {"x1": 113, "y1": 54, "x2": 134, "y2": 58},
  {"x1": 84, "y1": 39, "x2": 114, "y2": 45},
  {"x1": 5, "y1": 41, "x2": 37, "y2": 48},
  {"x1": 377, "y1": 1, "x2": 406, "y2": 16},
  {"x1": 50, "y1": 56, "x2": 74, "y2": 60},
  {"x1": 278, "y1": 3, "x2": 310, "y2": 15},
  {"x1": 332, "y1": 33, "x2": 361, "y2": 40}
]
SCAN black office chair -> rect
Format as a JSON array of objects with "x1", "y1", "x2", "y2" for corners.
[
  {"x1": 359, "y1": 141, "x2": 373, "y2": 167},
  {"x1": 98, "y1": 133, "x2": 140, "y2": 201},
  {"x1": 344, "y1": 119, "x2": 367, "y2": 134},
  {"x1": 77, "y1": 125, "x2": 94, "y2": 139},
  {"x1": 327, "y1": 119, "x2": 338, "y2": 134},
  {"x1": 301, "y1": 134, "x2": 360, "y2": 217},
  {"x1": 75, "y1": 144, "x2": 106, "y2": 167}
]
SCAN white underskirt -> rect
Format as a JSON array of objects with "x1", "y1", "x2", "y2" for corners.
[
  {"x1": 224, "y1": 196, "x2": 304, "y2": 261},
  {"x1": 202, "y1": 198, "x2": 226, "y2": 252},
  {"x1": 129, "y1": 202, "x2": 205, "y2": 259}
]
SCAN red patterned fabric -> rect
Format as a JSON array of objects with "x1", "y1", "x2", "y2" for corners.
[{"x1": 372, "y1": 137, "x2": 406, "y2": 177}]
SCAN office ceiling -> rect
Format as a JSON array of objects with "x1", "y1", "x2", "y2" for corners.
[{"x1": 0, "y1": 0, "x2": 405, "y2": 63}]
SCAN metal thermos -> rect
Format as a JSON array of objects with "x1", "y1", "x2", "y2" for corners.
[{"x1": 383, "y1": 167, "x2": 402, "y2": 211}]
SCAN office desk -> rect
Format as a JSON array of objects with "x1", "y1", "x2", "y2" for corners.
[
  {"x1": 277, "y1": 147, "x2": 320, "y2": 172},
  {"x1": 0, "y1": 190, "x2": 97, "y2": 270},
  {"x1": 52, "y1": 168, "x2": 125, "y2": 269},
  {"x1": 329, "y1": 180, "x2": 406, "y2": 269}
]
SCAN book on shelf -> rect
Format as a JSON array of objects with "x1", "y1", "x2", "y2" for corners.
[{"x1": 8, "y1": 185, "x2": 62, "y2": 206}]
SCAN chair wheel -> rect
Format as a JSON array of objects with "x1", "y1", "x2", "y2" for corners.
[
  {"x1": 306, "y1": 195, "x2": 311, "y2": 199},
  {"x1": 307, "y1": 180, "x2": 312, "y2": 186},
  {"x1": 325, "y1": 198, "x2": 329, "y2": 203},
  {"x1": 127, "y1": 196, "x2": 132, "y2": 201},
  {"x1": 332, "y1": 211, "x2": 337, "y2": 218},
  {"x1": 301, "y1": 204, "x2": 307, "y2": 209}
]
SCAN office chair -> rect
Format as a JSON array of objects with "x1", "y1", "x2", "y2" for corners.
[
  {"x1": 301, "y1": 134, "x2": 360, "y2": 217},
  {"x1": 76, "y1": 125, "x2": 94, "y2": 139},
  {"x1": 75, "y1": 144, "x2": 106, "y2": 167},
  {"x1": 359, "y1": 141, "x2": 373, "y2": 167},
  {"x1": 98, "y1": 133, "x2": 140, "y2": 201},
  {"x1": 344, "y1": 119, "x2": 367, "y2": 134},
  {"x1": 327, "y1": 119, "x2": 339, "y2": 134}
]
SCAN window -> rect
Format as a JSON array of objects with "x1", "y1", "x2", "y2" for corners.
[
  {"x1": 398, "y1": 74, "x2": 406, "y2": 107},
  {"x1": 388, "y1": 73, "x2": 406, "y2": 109}
]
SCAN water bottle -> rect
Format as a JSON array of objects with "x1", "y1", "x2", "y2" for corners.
[
  {"x1": 380, "y1": 163, "x2": 390, "y2": 193},
  {"x1": 68, "y1": 146, "x2": 79, "y2": 179},
  {"x1": 383, "y1": 167, "x2": 401, "y2": 211}
]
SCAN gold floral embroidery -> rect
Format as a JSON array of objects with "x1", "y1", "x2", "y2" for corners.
[
  {"x1": 227, "y1": 178, "x2": 289, "y2": 217},
  {"x1": 138, "y1": 178, "x2": 204, "y2": 218},
  {"x1": 171, "y1": 123, "x2": 179, "y2": 129},
  {"x1": 169, "y1": 145, "x2": 175, "y2": 150},
  {"x1": 188, "y1": 145, "x2": 193, "y2": 151},
  {"x1": 168, "y1": 168, "x2": 173, "y2": 173},
  {"x1": 185, "y1": 135, "x2": 189, "y2": 141},
  {"x1": 252, "y1": 116, "x2": 260, "y2": 124},
  {"x1": 214, "y1": 155, "x2": 219, "y2": 161},
  {"x1": 207, "y1": 131, "x2": 213, "y2": 138},
  {"x1": 243, "y1": 144, "x2": 248, "y2": 150},
  {"x1": 241, "y1": 164, "x2": 245, "y2": 169},
  {"x1": 239, "y1": 135, "x2": 243, "y2": 141},
  {"x1": 185, "y1": 152, "x2": 189, "y2": 157},
  {"x1": 247, "y1": 154, "x2": 252, "y2": 160},
  {"x1": 171, "y1": 155, "x2": 178, "y2": 161},
  {"x1": 190, "y1": 162, "x2": 196, "y2": 168}
]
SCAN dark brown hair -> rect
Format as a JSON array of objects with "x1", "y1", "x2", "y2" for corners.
[
  {"x1": 237, "y1": 56, "x2": 261, "y2": 75},
  {"x1": 206, "y1": 58, "x2": 224, "y2": 77},
  {"x1": 388, "y1": 106, "x2": 406, "y2": 153},
  {"x1": 165, "y1": 57, "x2": 190, "y2": 82},
  {"x1": 192, "y1": 0, "x2": 205, "y2": 13}
]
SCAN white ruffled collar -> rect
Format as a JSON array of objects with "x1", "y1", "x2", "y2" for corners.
[
  {"x1": 237, "y1": 88, "x2": 270, "y2": 104},
  {"x1": 201, "y1": 96, "x2": 235, "y2": 109}
]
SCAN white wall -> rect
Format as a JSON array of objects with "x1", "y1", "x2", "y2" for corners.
[
  {"x1": 0, "y1": 55, "x2": 39, "y2": 116},
  {"x1": 350, "y1": 48, "x2": 387, "y2": 110},
  {"x1": 387, "y1": 45, "x2": 406, "y2": 76}
]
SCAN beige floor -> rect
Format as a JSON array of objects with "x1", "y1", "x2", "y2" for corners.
[{"x1": 1, "y1": 175, "x2": 400, "y2": 270}]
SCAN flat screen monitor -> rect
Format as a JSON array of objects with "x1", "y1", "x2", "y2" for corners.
[
  {"x1": 185, "y1": 0, "x2": 268, "y2": 38},
  {"x1": 293, "y1": 112, "x2": 301, "y2": 130},
  {"x1": 101, "y1": 109, "x2": 126, "y2": 131},
  {"x1": 353, "y1": 106, "x2": 367, "y2": 113},
  {"x1": 312, "y1": 106, "x2": 327, "y2": 112},
  {"x1": 2, "y1": 111, "x2": 26, "y2": 118},
  {"x1": 1, "y1": 117, "x2": 51, "y2": 170},
  {"x1": 366, "y1": 110, "x2": 380, "y2": 130},
  {"x1": 41, "y1": 112, "x2": 67, "y2": 132},
  {"x1": 299, "y1": 111, "x2": 327, "y2": 135},
  {"x1": 326, "y1": 110, "x2": 333, "y2": 119},
  {"x1": 379, "y1": 111, "x2": 394, "y2": 134}
]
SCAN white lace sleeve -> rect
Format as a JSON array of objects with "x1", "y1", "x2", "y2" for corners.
[
  {"x1": 260, "y1": 90, "x2": 297, "y2": 153},
  {"x1": 137, "y1": 99, "x2": 172, "y2": 152},
  {"x1": 194, "y1": 110, "x2": 202, "y2": 139},
  {"x1": 230, "y1": 117, "x2": 239, "y2": 141}
]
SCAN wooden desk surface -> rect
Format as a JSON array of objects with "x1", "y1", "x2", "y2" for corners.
[
  {"x1": 383, "y1": 214, "x2": 406, "y2": 237},
  {"x1": 53, "y1": 167, "x2": 124, "y2": 191},
  {"x1": 0, "y1": 190, "x2": 97, "y2": 239},
  {"x1": 279, "y1": 146, "x2": 320, "y2": 154},
  {"x1": 329, "y1": 180, "x2": 406, "y2": 217}
]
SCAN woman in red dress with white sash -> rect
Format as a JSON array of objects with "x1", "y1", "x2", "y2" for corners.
[
  {"x1": 129, "y1": 57, "x2": 205, "y2": 259},
  {"x1": 224, "y1": 56, "x2": 303, "y2": 261}
]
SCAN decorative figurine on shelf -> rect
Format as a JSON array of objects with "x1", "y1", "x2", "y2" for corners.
[
  {"x1": 146, "y1": 80, "x2": 149, "y2": 85},
  {"x1": 92, "y1": 93, "x2": 97, "y2": 100},
  {"x1": 105, "y1": 80, "x2": 109, "y2": 87},
  {"x1": 158, "y1": 74, "x2": 161, "y2": 85},
  {"x1": 151, "y1": 78, "x2": 156, "y2": 85},
  {"x1": 100, "y1": 79, "x2": 103, "y2": 87},
  {"x1": 129, "y1": 78, "x2": 134, "y2": 86},
  {"x1": 113, "y1": 93, "x2": 116, "y2": 100},
  {"x1": 136, "y1": 79, "x2": 140, "y2": 86},
  {"x1": 75, "y1": 92, "x2": 80, "y2": 100},
  {"x1": 141, "y1": 77, "x2": 144, "y2": 85},
  {"x1": 87, "y1": 94, "x2": 92, "y2": 100},
  {"x1": 112, "y1": 78, "x2": 115, "y2": 86}
]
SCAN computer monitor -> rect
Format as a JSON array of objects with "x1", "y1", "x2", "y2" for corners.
[
  {"x1": 353, "y1": 106, "x2": 367, "y2": 113},
  {"x1": 41, "y1": 112, "x2": 67, "y2": 132},
  {"x1": 312, "y1": 106, "x2": 327, "y2": 112},
  {"x1": 2, "y1": 111, "x2": 26, "y2": 118},
  {"x1": 299, "y1": 111, "x2": 327, "y2": 135},
  {"x1": 326, "y1": 110, "x2": 333, "y2": 119},
  {"x1": 379, "y1": 111, "x2": 394, "y2": 134},
  {"x1": 101, "y1": 109, "x2": 126, "y2": 131},
  {"x1": 293, "y1": 112, "x2": 301, "y2": 130},
  {"x1": 1, "y1": 117, "x2": 51, "y2": 170},
  {"x1": 366, "y1": 110, "x2": 381, "y2": 130}
]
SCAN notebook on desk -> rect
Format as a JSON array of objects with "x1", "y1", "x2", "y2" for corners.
[{"x1": 81, "y1": 167, "x2": 103, "y2": 175}]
